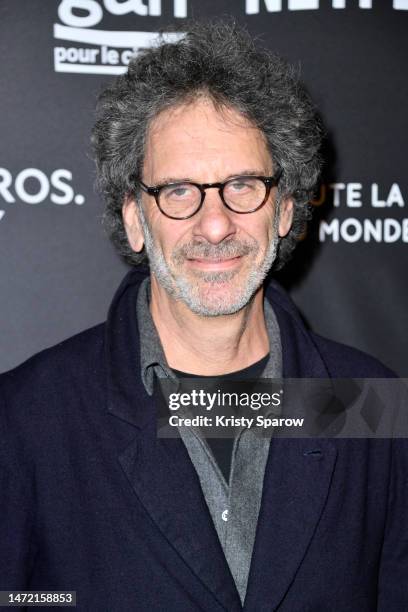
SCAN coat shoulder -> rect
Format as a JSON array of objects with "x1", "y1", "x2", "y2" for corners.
[
  {"x1": 310, "y1": 332, "x2": 396, "y2": 378},
  {"x1": 0, "y1": 324, "x2": 106, "y2": 413}
]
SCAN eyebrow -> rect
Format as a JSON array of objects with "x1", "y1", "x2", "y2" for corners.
[{"x1": 151, "y1": 170, "x2": 272, "y2": 185}]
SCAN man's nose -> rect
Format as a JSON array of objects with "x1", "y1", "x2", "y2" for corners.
[{"x1": 192, "y1": 187, "x2": 237, "y2": 244}]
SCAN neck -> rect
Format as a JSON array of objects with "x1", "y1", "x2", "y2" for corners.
[{"x1": 149, "y1": 276, "x2": 269, "y2": 375}]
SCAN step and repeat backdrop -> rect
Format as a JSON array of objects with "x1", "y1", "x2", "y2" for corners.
[{"x1": 0, "y1": 1, "x2": 407, "y2": 374}]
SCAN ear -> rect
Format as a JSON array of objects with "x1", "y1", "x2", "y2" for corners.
[
  {"x1": 278, "y1": 197, "x2": 294, "y2": 237},
  {"x1": 122, "y1": 196, "x2": 145, "y2": 253}
]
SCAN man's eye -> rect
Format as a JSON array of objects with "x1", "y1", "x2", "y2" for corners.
[
  {"x1": 173, "y1": 188, "x2": 188, "y2": 197},
  {"x1": 165, "y1": 184, "x2": 193, "y2": 199},
  {"x1": 228, "y1": 180, "x2": 254, "y2": 192}
]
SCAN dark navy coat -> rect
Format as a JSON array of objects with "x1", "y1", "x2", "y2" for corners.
[{"x1": 1, "y1": 269, "x2": 407, "y2": 611}]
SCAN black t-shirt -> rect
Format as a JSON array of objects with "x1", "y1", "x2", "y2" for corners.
[{"x1": 172, "y1": 354, "x2": 269, "y2": 484}]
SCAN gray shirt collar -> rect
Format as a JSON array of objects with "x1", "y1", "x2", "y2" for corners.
[
  {"x1": 136, "y1": 277, "x2": 176, "y2": 395},
  {"x1": 136, "y1": 276, "x2": 282, "y2": 395}
]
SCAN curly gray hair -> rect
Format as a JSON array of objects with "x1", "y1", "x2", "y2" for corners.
[{"x1": 92, "y1": 20, "x2": 323, "y2": 269}]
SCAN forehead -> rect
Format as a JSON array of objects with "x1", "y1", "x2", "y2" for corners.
[{"x1": 143, "y1": 97, "x2": 273, "y2": 182}]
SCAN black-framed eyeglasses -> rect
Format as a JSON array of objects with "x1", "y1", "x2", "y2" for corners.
[{"x1": 138, "y1": 170, "x2": 282, "y2": 220}]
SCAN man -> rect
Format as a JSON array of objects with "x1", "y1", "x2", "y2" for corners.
[{"x1": 0, "y1": 21, "x2": 407, "y2": 611}]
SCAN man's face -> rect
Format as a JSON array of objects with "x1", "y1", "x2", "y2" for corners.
[{"x1": 123, "y1": 98, "x2": 293, "y2": 316}]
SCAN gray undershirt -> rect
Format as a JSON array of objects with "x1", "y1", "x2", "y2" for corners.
[{"x1": 136, "y1": 278, "x2": 282, "y2": 603}]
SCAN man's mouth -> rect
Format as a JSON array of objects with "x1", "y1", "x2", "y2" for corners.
[
  {"x1": 186, "y1": 255, "x2": 242, "y2": 270},
  {"x1": 171, "y1": 239, "x2": 257, "y2": 271}
]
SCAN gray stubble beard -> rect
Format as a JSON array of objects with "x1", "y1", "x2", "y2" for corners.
[{"x1": 137, "y1": 203, "x2": 281, "y2": 317}]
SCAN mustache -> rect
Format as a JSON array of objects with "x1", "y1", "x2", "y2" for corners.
[{"x1": 172, "y1": 239, "x2": 258, "y2": 263}]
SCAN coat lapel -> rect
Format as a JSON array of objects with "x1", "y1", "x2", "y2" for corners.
[
  {"x1": 106, "y1": 270, "x2": 241, "y2": 611},
  {"x1": 243, "y1": 285, "x2": 338, "y2": 611},
  {"x1": 243, "y1": 437, "x2": 337, "y2": 611},
  {"x1": 118, "y1": 408, "x2": 242, "y2": 611}
]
